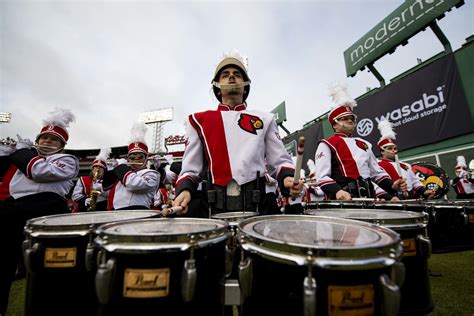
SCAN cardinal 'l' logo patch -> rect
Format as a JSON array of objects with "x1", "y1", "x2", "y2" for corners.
[
  {"x1": 355, "y1": 139, "x2": 368, "y2": 151},
  {"x1": 238, "y1": 113, "x2": 264, "y2": 135}
]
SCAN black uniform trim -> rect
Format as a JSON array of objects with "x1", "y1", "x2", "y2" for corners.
[{"x1": 8, "y1": 149, "x2": 39, "y2": 177}]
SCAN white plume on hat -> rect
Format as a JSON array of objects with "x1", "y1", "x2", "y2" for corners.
[
  {"x1": 328, "y1": 81, "x2": 357, "y2": 109},
  {"x1": 129, "y1": 121, "x2": 148, "y2": 144},
  {"x1": 377, "y1": 118, "x2": 397, "y2": 141},
  {"x1": 96, "y1": 147, "x2": 111, "y2": 162},
  {"x1": 222, "y1": 49, "x2": 249, "y2": 71},
  {"x1": 43, "y1": 108, "x2": 75, "y2": 128},
  {"x1": 456, "y1": 156, "x2": 467, "y2": 168}
]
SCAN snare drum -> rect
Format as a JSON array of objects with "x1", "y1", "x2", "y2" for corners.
[
  {"x1": 23, "y1": 210, "x2": 159, "y2": 316},
  {"x1": 425, "y1": 200, "x2": 472, "y2": 251},
  {"x1": 94, "y1": 218, "x2": 229, "y2": 315},
  {"x1": 237, "y1": 215, "x2": 404, "y2": 316},
  {"x1": 370, "y1": 200, "x2": 427, "y2": 213},
  {"x1": 306, "y1": 209, "x2": 433, "y2": 315},
  {"x1": 305, "y1": 200, "x2": 368, "y2": 210}
]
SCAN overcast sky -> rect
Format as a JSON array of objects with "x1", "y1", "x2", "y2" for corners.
[{"x1": 1, "y1": 0, "x2": 472, "y2": 151}]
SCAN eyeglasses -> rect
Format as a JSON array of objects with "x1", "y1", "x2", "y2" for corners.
[{"x1": 128, "y1": 153, "x2": 146, "y2": 160}]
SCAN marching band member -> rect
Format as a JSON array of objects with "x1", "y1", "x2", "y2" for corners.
[
  {"x1": 451, "y1": 156, "x2": 474, "y2": 199},
  {"x1": 305, "y1": 158, "x2": 325, "y2": 202},
  {"x1": 102, "y1": 122, "x2": 160, "y2": 210},
  {"x1": 173, "y1": 51, "x2": 303, "y2": 216},
  {"x1": 376, "y1": 119, "x2": 435, "y2": 200},
  {"x1": 72, "y1": 147, "x2": 111, "y2": 212},
  {"x1": 0, "y1": 108, "x2": 79, "y2": 315},
  {"x1": 315, "y1": 82, "x2": 407, "y2": 200}
]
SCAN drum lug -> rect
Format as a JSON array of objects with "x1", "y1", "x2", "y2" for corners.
[
  {"x1": 303, "y1": 276, "x2": 316, "y2": 316},
  {"x1": 85, "y1": 243, "x2": 96, "y2": 272},
  {"x1": 379, "y1": 274, "x2": 401, "y2": 316},
  {"x1": 23, "y1": 241, "x2": 40, "y2": 273},
  {"x1": 181, "y1": 258, "x2": 197, "y2": 302},
  {"x1": 463, "y1": 212, "x2": 469, "y2": 225},
  {"x1": 391, "y1": 262, "x2": 405, "y2": 288},
  {"x1": 95, "y1": 258, "x2": 116, "y2": 305},
  {"x1": 418, "y1": 235, "x2": 432, "y2": 259},
  {"x1": 238, "y1": 257, "x2": 253, "y2": 299}
]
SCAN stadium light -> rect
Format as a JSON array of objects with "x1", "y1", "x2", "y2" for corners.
[{"x1": 0, "y1": 112, "x2": 12, "y2": 123}]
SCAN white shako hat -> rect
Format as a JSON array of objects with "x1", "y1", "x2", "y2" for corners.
[
  {"x1": 128, "y1": 121, "x2": 149, "y2": 155},
  {"x1": 36, "y1": 108, "x2": 75, "y2": 144},
  {"x1": 377, "y1": 118, "x2": 397, "y2": 149},
  {"x1": 327, "y1": 81, "x2": 357, "y2": 126},
  {"x1": 212, "y1": 49, "x2": 251, "y2": 102}
]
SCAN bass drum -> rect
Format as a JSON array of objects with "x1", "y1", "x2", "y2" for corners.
[
  {"x1": 94, "y1": 218, "x2": 229, "y2": 316},
  {"x1": 411, "y1": 162, "x2": 449, "y2": 198},
  {"x1": 305, "y1": 209, "x2": 433, "y2": 315},
  {"x1": 22, "y1": 210, "x2": 159, "y2": 316},
  {"x1": 237, "y1": 215, "x2": 404, "y2": 316}
]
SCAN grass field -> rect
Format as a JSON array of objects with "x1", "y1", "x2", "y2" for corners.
[{"x1": 6, "y1": 250, "x2": 474, "y2": 315}]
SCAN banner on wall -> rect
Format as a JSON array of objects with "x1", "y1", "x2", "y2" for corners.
[{"x1": 353, "y1": 54, "x2": 473, "y2": 151}]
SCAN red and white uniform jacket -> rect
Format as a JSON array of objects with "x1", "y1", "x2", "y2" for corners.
[
  {"x1": 153, "y1": 187, "x2": 176, "y2": 209},
  {"x1": 176, "y1": 104, "x2": 295, "y2": 196},
  {"x1": 315, "y1": 133, "x2": 394, "y2": 198},
  {"x1": 103, "y1": 165, "x2": 159, "y2": 210},
  {"x1": 305, "y1": 184, "x2": 325, "y2": 202},
  {"x1": 72, "y1": 175, "x2": 108, "y2": 203},
  {"x1": 377, "y1": 159, "x2": 427, "y2": 198},
  {"x1": 451, "y1": 176, "x2": 474, "y2": 198},
  {"x1": 0, "y1": 149, "x2": 79, "y2": 200}
]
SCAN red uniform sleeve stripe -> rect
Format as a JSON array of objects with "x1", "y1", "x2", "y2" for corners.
[
  {"x1": 26, "y1": 156, "x2": 42, "y2": 178},
  {"x1": 122, "y1": 170, "x2": 133, "y2": 187}
]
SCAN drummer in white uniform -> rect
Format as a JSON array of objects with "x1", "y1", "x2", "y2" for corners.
[
  {"x1": 173, "y1": 51, "x2": 303, "y2": 215},
  {"x1": 376, "y1": 119, "x2": 435, "y2": 200}
]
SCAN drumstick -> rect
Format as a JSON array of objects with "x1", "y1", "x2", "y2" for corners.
[
  {"x1": 292, "y1": 137, "x2": 305, "y2": 201},
  {"x1": 394, "y1": 154, "x2": 408, "y2": 199},
  {"x1": 159, "y1": 206, "x2": 184, "y2": 217}
]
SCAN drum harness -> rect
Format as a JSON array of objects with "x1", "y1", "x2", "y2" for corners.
[
  {"x1": 206, "y1": 171, "x2": 263, "y2": 216},
  {"x1": 342, "y1": 177, "x2": 375, "y2": 198}
]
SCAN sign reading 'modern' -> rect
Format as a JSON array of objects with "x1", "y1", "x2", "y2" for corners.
[{"x1": 343, "y1": 0, "x2": 464, "y2": 77}]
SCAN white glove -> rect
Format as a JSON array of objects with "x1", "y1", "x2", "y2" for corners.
[
  {"x1": 16, "y1": 134, "x2": 33, "y2": 150},
  {"x1": 116, "y1": 158, "x2": 128, "y2": 166},
  {"x1": 0, "y1": 145, "x2": 16, "y2": 156},
  {"x1": 85, "y1": 198, "x2": 92, "y2": 206},
  {"x1": 106, "y1": 159, "x2": 118, "y2": 170},
  {"x1": 164, "y1": 154, "x2": 173, "y2": 165}
]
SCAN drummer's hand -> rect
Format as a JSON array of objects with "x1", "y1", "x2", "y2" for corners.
[
  {"x1": 172, "y1": 191, "x2": 190, "y2": 214},
  {"x1": 284, "y1": 177, "x2": 304, "y2": 199},
  {"x1": 392, "y1": 178, "x2": 407, "y2": 193},
  {"x1": 424, "y1": 189, "x2": 436, "y2": 200},
  {"x1": 335, "y1": 190, "x2": 352, "y2": 201},
  {"x1": 390, "y1": 196, "x2": 400, "y2": 202}
]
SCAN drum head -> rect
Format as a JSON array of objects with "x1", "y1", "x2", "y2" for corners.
[
  {"x1": 25, "y1": 211, "x2": 159, "y2": 237},
  {"x1": 305, "y1": 209, "x2": 428, "y2": 230},
  {"x1": 238, "y1": 215, "x2": 401, "y2": 267},
  {"x1": 212, "y1": 211, "x2": 258, "y2": 225},
  {"x1": 411, "y1": 162, "x2": 449, "y2": 198},
  {"x1": 96, "y1": 218, "x2": 229, "y2": 252}
]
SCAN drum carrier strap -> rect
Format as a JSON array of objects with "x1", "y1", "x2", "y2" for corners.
[
  {"x1": 342, "y1": 177, "x2": 375, "y2": 198},
  {"x1": 207, "y1": 172, "x2": 264, "y2": 214}
]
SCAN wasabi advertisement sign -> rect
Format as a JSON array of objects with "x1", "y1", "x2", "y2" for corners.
[{"x1": 353, "y1": 54, "x2": 473, "y2": 150}]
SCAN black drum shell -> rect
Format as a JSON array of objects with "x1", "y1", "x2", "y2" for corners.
[
  {"x1": 22, "y1": 210, "x2": 159, "y2": 316},
  {"x1": 237, "y1": 215, "x2": 402, "y2": 316},
  {"x1": 305, "y1": 208, "x2": 433, "y2": 315},
  {"x1": 93, "y1": 218, "x2": 229, "y2": 316},
  {"x1": 425, "y1": 201, "x2": 474, "y2": 251},
  {"x1": 96, "y1": 243, "x2": 226, "y2": 316}
]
